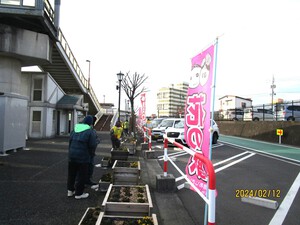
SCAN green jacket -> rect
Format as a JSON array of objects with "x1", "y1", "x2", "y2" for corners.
[{"x1": 69, "y1": 124, "x2": 98, "y2": 163}]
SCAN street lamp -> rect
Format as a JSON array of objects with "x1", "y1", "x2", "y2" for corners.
[
  {"x1": 117, "y1": 71, "x2": 124, "y2": 121},
  {"x1": 86, "y1": 60, "x2": 91, "y2": 90}
]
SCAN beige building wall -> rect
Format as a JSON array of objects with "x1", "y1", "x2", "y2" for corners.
[{"x1": 157, "y1": 82, "x2": 188, "y2": 117}]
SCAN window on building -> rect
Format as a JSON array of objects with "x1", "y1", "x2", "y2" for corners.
[
  {"x1": 241, "y1": 102, "x2": 246, "y2": 108},
  {"x1": 163, "y1": 92, "x2": 169, "y2": 98},
  {"x1": 1, "y1": 0, "x2": 35, "y2": 6},
  {"x1": 32, "y1": 110, "x2": 41, "y2": 133},
  {"x1": 33, "y1": 78, "x2": 43, "y2": 101},
  {"x1": 33, "y1": 110, "x2": 41, "y2": 121},
  {"x1": 1, "y1": 0, "x2": 19, "y2": 5},
  {"x1": 23, "y1": 0, "x2": 35, "y2": 6}
]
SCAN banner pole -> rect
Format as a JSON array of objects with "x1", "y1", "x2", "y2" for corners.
[
  {"x1": 205, "y1": 37, "x2": 219, "y2": 225},
  {"x1": 210, "y1": 37, "x2": 219, "y2": 160}
]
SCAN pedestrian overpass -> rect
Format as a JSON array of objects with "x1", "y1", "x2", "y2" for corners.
[{"x1": 0, "y1": 0, "x2": 101, "y2": 115}]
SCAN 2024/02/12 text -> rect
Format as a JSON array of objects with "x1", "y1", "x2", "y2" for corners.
[{"x1": 235, "y1": 189, "x2": 280, "y2": 198}]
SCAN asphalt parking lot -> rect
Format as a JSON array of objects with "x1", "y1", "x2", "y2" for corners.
[
  {"x1": 1, "y1": 133, "x2": 299, "y2": 225},
  {"x1": 153, "y1": 135, "x2": 300, "y2": 225}
]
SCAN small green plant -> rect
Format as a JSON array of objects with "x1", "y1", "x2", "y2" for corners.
[
  {"x1": 124, "y1": 136, "x2": 137, "y2": 143},
  {"x1": 130, "y1": 161, "x2": 138, "y2": 168},
  {"x1": 117, "y1": 145, "x2": 129, "y2": 151},
  {"x1": 122, "y1": 196, "x2": 130, "y2": 202},
  {"x1": 137, "y1": 193, "x2": 143, "y2": 198},
  {"x1": 100, "y1": 173, "x2": 112, "y2": 182},
  {"x1": 137, "y1": 198, "x2": 146, "y2": 203},
  {"x1": 138, "y1": 216, "x2": 154, "y2": 225},
  {"x1": 137, "y1": 187, "x2": 144, "y2": 193},
  {"x1": 109, "y1": 188, "x2": 121, "y2": 202},
  {"x1": 124, "y1": 187, "x2": 131, "y2": 196},
  {"x1": 81, "y1": 207, "x2": 101, "y2": 225}
]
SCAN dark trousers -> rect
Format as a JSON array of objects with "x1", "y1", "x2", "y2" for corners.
[
  {"x1": 111, "y1": 136, "x2": 121, "y2": 149},
  {"x1": 67, "y1": 161, "x2": 89, "y2": 196},
  {"x1": 87, "y1": 157, "x2": 94, "y2": 183},
  {"x1": 124, "y1": 128, "x2": 129, "y2": 136}
]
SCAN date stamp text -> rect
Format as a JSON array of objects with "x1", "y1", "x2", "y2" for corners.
[{"x1": 235, "y1": 189, "x2": 281, "y2": 198}]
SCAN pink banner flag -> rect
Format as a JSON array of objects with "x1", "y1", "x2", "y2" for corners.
[
  {"x1": 137, "y1": 107, "x2": 142, "y2": 128},
  {"x1": 140, "y1": 92, "x2": 146, "y2": 125},
  {"x1": 185, "y1": 45, "x2": 215, "y2": 195}
]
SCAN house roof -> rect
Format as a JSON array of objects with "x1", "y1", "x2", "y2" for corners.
[{"x1": 219, "y1": 95, "x2": 252, "y2": 102}]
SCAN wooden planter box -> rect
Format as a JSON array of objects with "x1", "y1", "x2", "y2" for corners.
[
  {"x1": 78, "y1": 207, "x2": 100, "y2": 225},
  {"x1": 110, "y1": 148, "x2": 129, "y2": 161},
  {"x1": 101, "y1": 157, "x2": 110, "y2": 167},
  {"x1": 98, "y1": 180, "x2": 111, "y2": 192},
  {"x1": 96, "y1": 212, "x2": 158, "y2": 225},
  {"x1": 112, "y1": 160, "x2": 141, "y2": 185},
  {"x1": 101, "y1": 184, "x2": 153, "y2": 216},
  {"x1": 122, "y1": 142, "x2": 136, "y2": 155},
  {"x1": 98, "y1": 173, "x2": 112, "y2": 192}
]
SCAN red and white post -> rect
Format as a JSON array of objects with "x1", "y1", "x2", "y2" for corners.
[{"x1": 163, "y1": 138, "x2": 168, "y2": 177}]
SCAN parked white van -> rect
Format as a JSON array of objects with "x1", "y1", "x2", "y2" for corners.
[{"x1": 274, "y1": 104, "x2": 300, "y2": 121}]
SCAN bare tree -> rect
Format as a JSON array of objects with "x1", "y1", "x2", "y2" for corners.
[{"x1": 121, "y1": 72, "x2": 148, "y2": 136}]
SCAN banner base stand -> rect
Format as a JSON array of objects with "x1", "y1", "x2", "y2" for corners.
[{"x1": 241, "y1": 197, "x2": 279, "y2": 209}]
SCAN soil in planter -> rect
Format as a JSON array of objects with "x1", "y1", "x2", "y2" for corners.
[
  {"x1": 100, "y1": 216, "x2": 154, "y2": 225},
  {"x1": 108, "y1": 186, "x2": 148, "y2": 203},
  {"x1": 80, "y1": 207, "x2": 101, "y2": 225},
  {"x1": 115, "y1": 161, "x2": 138, "y2": 168}
]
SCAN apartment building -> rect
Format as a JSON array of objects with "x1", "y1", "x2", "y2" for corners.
[{"x1": 157, "y1": 82, "x2": 188, "y2": 117}]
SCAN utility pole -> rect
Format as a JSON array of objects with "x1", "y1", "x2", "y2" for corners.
[{"x1": 271, "y1": 75, "x2": 276, "y2": 110}]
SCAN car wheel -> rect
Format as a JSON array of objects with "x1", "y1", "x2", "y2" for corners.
[
  {"x1": 287, "y1": 117, "x2": 295, "y2": 121},
  {"x1": 212, "y1": 132, "x2": 218, "y2": 144},
  {"x1": 253, "y1": 118, "x2": 259, "y2": 121}
]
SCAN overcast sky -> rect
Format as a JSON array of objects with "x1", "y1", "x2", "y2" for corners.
[{"x1": 56, "y1": 0, "x2": 300, "y2": 115}]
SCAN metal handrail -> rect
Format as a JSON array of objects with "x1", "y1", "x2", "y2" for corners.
[
  {"x1": 43, "y1": 0, "x2": 54, "y2": 22},
  {"x1": 56, "y1": 28, "x2": 102, "y2": 113},
  {"x1": 43, "y1": 0, "x2": 101, "y2": 113}
]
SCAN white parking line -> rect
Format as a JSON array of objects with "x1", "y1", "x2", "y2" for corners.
[
  {"x1": 214, "y1": 153, "x2": 256, "y2": 173},
  {"x1": 157, "y1": 150, "x2": 190, "y2": 159},
  {"x1": 176, "y1": 152, "x2": 255, "y2": 190},
  {"x1": 269, "y1": 172, "x2": 300, "y2": 225},
  {"x1": 213, "y1": 151, "x2": 250, "y2": 166}
]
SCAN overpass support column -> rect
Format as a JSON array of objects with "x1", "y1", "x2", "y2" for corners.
[{"x1": 0, "y1": 24, "x2": 51, "y2": 154}]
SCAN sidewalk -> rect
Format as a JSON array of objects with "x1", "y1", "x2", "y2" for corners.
[{"x1": 0, "y1": 131, "x2": 194, "y2": 225}]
